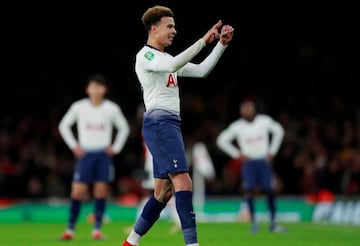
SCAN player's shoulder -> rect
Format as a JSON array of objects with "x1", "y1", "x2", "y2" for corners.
[
  {"x1": 256, "y1": 114, "x2": 275, "y2": 123},
  {"x1": 136, "y1": 45, "x2": 162, "y2": 63},
  {"x1": 256, "y1": 114, "x2": 271, "y2": 119},
  {"x1": 229, "y1": 118, "x2": 244, "y2": 127},
  {"x1": 103, "y1": 99, "x2": 122, "y2": 110},
  {"x1": 70, "y1": 98, "x2": 89, "y2": 108}
]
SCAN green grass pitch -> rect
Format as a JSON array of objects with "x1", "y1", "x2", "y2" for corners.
[{"x1": 0, "y1": 221, "x2": 358, "y2": 246}]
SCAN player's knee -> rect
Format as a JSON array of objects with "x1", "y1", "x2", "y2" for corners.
[
  {"x1": 170, "y1": 172, "x2": 193, "y2": 191},
  {"x1": 154, "y1": 188, "x2": 173, "y2": 203},
  {"x1": 93, "y1": 189, "x2": 108, "y2": 198},
  {"x1": 93, "y1": 183, "x2": 108, "y2": 198},
  {"x1": 244, "y1": 190, "x2": 255, "y2": 197},
  {"x1": 71, "y1": 190, "x2": 87, "y2": 200},
  {"x1": 70, "y1": 184, "x2": 88, "y2": 200},
  {"x1": 174, "y1": 182, "x2": 193, "y2": 191}
]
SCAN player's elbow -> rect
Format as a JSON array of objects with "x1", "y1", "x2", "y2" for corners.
[
  {"x1": 278, "y1": 127, "x2": 285, "y2": 139},
  {"x1": 123, "y1": 123, "x2": 130, "y2": 137},
  {"x1": 58, "y1": 123, "x2": 66, "y2": 136},
  {"x1": 216, "y1": 135, "x2": 225, "y2": 149},
  {"x1": 196, "y1": 68, "x2": 211, "y2": 78}
]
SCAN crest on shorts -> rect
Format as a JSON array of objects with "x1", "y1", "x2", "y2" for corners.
[{"x1": 144, "y1": 51, "x2": 155, "y2": 61}]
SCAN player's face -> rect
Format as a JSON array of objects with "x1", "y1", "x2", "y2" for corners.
[
  {"x1": 240, "y1": 101, "x2": 256, "y2": 121},
  {"x1": 86, "y1": 81, "x2": 107, "y2": 101},
  {"x1": 153, "y1": 16, "x2": 176, "y2": 48}
]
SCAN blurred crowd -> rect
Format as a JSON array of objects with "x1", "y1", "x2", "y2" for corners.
[{"x1": 1, "y1": 92, "x2": 359, "y2": 201}]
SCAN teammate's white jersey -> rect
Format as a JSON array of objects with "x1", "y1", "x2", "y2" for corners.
[
  {"x1": 216, "y1": 114, "x2": 284, "y2": 159},
  {"x1": 135, "y1": 39, "x2": 227, "y2": 115},
  {"x1": 58, "y1": 98, "x2": 130, "y2": 153}
]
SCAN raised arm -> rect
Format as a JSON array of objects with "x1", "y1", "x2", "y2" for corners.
[
  {"x1": 178, "y1": 24, "x2": 234, "y2": 78},
  {"x1": 144, "y1": 21, "x2": 224, "y2": 73}
]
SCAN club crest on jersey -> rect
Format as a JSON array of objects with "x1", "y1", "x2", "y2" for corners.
[{"x1": 144, "y1": 51, "x2": 155, "y2": 61}]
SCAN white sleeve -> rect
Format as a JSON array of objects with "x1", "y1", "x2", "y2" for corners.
[
  {"x1": 216, "y1": 124, "x2": 241, "y2": 159},
  {"x1": 58, "y1": 104, "x2": 78, "y2": 149},
  {"x1": 146, "y1": 39, "x2": 206, "y2": 73},
  {"x1": 111, "y1": 105, "x2": 130, "y2": 154},
  {"x1": 178, "y1": 41, "x2": 227, "y2": 78},
  {"x1": 268, "y1": 118, "x2": 284, "y2": 155}
]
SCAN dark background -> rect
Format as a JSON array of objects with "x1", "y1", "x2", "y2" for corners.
[{"x1": 3, "y1": 1, "x2": 359, "y2": 118}]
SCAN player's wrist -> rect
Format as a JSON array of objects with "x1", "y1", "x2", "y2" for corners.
[
  {"x1": 219, "y1": 40, "x2": 229, "y2": 47},
  {"x1": 199, "y1": 38, "x2": 206, "y2": 47}
]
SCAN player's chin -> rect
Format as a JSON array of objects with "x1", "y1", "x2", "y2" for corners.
[{"x1": 164, "y1": 41, "x2": 173, "y2": 47}]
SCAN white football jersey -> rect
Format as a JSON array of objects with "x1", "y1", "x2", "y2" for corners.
[
  {"x1": 135, "y1": 39, "x2": 227, "y2": 115},
  {"x1": 217, "y1": 114, "x2": 284, "y2": 159},
  {"x1": 58, "y1": 98, "x2": 130, "y2": 153}
]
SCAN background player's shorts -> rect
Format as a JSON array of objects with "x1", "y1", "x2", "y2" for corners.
[
  {"x1": 241, "y1": 158, "x2": 273, "y2": 191},
  {"x1": 73, "y1": 150, "x2": 114, "y2": 183},
  {"x1": 142, "y1": 109, "x2": 189, "y2": 179}
]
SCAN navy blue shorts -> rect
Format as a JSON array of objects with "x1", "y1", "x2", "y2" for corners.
[
  {"x1": 73, "y1": 151, "x2": 114, "y2": 183},
  {"x1": 242, "y1": 158, "x2": 273, "y2": 191},
  {"x1": 142, "y1": 109, "x2": 189, "y2": 179}
]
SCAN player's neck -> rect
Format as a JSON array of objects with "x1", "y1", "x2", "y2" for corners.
[
  {"x1": 89, "y1": 98, "x2": 104, "y2": 107},
  {"x1": 243, "y1": 115, "x2": 255, "y2": 122},
  {"x1": 146, "y1": 38, "x2": 164, "y2": 52}
]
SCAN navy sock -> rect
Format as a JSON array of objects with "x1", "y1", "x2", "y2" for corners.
[
  {"x1": 68, "y1": 199, "x2": 82, "y2": 230},
  {"x1": 133, "y1": 195, "x2": 166, "y2": 235},
  {"x1": 94, "y1": 198, "x2": 106, "y2": 230},
  {"x1": 175, "y1": 191, "x2": 197, "y2": 244},
  {"x1": 246, "y1": 196, "x2": 255, "y2": 223},
  {"x1": 266, "y1": 192, "x2": 276, "y2": 224}
]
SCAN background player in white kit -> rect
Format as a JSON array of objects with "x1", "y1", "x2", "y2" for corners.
[
  {"x1": 216, "y1": 99, "x2": 286, "y2": 233},
  {"x1": 58, "y1": 73, "x2": 130, "y2": 240},
  {"x1": 122, "y1": 5, "x2": 234, "y2": 246}
]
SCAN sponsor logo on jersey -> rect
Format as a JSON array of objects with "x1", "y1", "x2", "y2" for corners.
[{"x1": 144, "y1": 51, "x2": 155, "y2": 61}]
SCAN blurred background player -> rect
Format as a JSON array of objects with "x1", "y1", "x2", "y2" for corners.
[
  {"x1": 58, "y1": 73, "x2": 130, "y2": 240},
  {"x1": 216, "y1": 99, "x2": 286, "y2": 233},
  {"x1": 122, "y1": 5, "x2": 234, "y2": 246}
]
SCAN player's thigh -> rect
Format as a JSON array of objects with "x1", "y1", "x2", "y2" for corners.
[
  {"x1": 242, "y1": 162, "x2": 257, "y2": 191},
  {"x1": 147, "y1": 125, "x2": 188, "y2": 177},
  {"x1": 71, "y1": 182, "x2": 89, "y2": 199},
  {"x1": 93, "y1": 181, "x2": 109, "y2": 198},
  {"x1": 169, "y1": 172, "x2": 192, "y2": 192},
  {"x1": 94, "y1": 154, "x2": 115, "y2": 183},
  {"x1": 73, "y1": 154, "x2": 95, "y2": 183},
  {"x1": 259, "y1": 162, "x2": 273, "y2": 190}
]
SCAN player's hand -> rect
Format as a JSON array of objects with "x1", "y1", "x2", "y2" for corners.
[
  {"x1": 220, "y1": 24, "x2": 234, "y2": 45},
  {"x1": 238, "y1": 155, "x2": 249, "y2": 163},
  {"x1": 72, "y1": 145, "x2": 85, "y2": 158},
  {"x1": 267, "y1": 154, "x2": 274, "y2": 164},
  {"x1": 106, "y1": 147, "x2": 116, "y2": 156},
  {"x1": 202, "y1": 20, "x2": 222, "y2": 45}
]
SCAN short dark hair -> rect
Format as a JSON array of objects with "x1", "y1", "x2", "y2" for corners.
[
  {"x1": 86, "y1": 73, "x2": 107, "y2": 87},
  {"x1": 141, "y1": 5, "x2": 174, "y2": 31}
]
